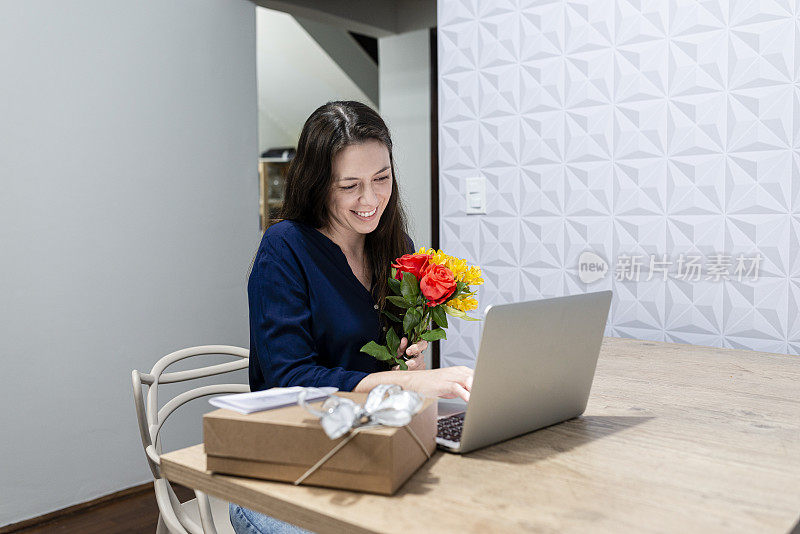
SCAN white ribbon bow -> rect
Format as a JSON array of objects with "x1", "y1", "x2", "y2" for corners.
[{"x1": 298, "y1": 384, "x2": 424, "y2": 440}]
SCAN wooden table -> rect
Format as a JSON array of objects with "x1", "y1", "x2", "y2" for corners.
[{"x1": 161, "y1": 337, "x2": 800, "y2": 533}]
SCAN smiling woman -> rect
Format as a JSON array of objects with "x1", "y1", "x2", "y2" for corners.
[
  {"x1": 325, "y1": 142, "x2": 393, "y2": 245},
  {"x1": 234, "y1": 101, "x2": 473, "y2": 534},
  {"x1": 278, "y1": 101, "x2": 409, "y2": 310}
]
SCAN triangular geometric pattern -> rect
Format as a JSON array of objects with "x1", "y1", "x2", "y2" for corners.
[{"x1": 438, "y1": 0, "x2": 800, "y2": 366}]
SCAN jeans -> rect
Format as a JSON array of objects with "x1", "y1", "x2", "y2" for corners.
[{"x1": 229, "y1": 503, "x2": 314, "y2": 534}]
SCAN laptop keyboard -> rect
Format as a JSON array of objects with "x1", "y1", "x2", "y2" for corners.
[{"x1": 437, "y1": 412, "x2": 465, "y2": 443}]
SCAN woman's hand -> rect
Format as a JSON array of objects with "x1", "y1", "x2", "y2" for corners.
[
  {"x1": 392, "y1": 337, "x2": 427, "y2": 371},
  {"x1": 354, "y1": 363, "x2": 474, "y2": 402},
  {"x1": 404, "y1": 366, "x2": 474, "y2": 402}
]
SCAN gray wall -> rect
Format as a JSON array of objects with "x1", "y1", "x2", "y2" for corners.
[
  {"x1": 379, "y1": 29, "x2": 432, "y2": 255},
  {"x1": 0, "y1": 0, "x2": 257, "y2": 526}
]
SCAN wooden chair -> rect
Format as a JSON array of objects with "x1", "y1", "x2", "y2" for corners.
[{"x1": 132, "y1": 345, "x2": 249, "y2": 533}]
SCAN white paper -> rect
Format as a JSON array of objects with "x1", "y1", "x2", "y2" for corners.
[{"x1": 209, "y1": 386, "x2": 338, "y2": 414}]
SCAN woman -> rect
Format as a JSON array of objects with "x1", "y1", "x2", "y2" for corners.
[{"x1": 230, "y1": 101, "x2": 474, "y2": 533}]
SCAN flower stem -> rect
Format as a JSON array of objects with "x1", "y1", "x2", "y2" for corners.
[{"x1": 412, "y1": 308, "x2": 431, "y2": 344}]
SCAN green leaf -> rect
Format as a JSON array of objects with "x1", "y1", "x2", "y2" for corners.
[
  {"x1": 386, "y1": 296, "x2": 412, "y2": 308},
  {"x1": 386, "y1": 327, "x2": 400, "y2": 356},
  {"x1": 400, "y1": 272, "x2": 419, "y2": 302},
  {"x1": 387, "y1": 276, "x2": 401, "y2": 294},
  {"x1": 394, "y1": 359, "x2": 408, "y2": 371},
  {"x1": 443, "y1": 305, "x2": 466, "y2": 318},
  {"x1": 360, "y1": 341, "x2": 395, "y2": 361},
  {"x1": 403, "y1": 306, "x2": 422, "y2": 334},
  {"x1": 381, "y1": 309, "x2": 402, "y2": 323},
  {"x1": 430, "y1": 306, "x2": 448, "y2": 329},
  {"x1": 461, "y1": 315, "x2": 482, "y2": 322},
  {"x1": 420, "y1": 328, "x2": 447, "y2": 341}
]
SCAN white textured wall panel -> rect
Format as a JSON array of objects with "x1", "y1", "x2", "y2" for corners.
[{"x1": 438, "y1": 0, "x2": 800, "y2": 366}]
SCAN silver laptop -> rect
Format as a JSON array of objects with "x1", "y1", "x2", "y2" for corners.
[{"x1": 436, "y1": 290, "x2": 612, "y2": 454}]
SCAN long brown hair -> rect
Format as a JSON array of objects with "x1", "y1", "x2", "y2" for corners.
[{"x1": 279, "y1": 101, "x2": 410, "y2": 310}]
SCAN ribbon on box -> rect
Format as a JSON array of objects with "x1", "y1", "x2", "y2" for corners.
[{"x1": 293, "y1": 384, "x2": 432, "y2": 486}]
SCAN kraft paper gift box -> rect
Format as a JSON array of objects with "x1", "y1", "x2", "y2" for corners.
[{"x1": 203, "y1": 391, "x2": 437, "y2": 495}]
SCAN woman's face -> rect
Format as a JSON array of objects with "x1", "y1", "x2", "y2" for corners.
[{"x1": 325, "y1": 139, "x2": 393, "y2": 238}]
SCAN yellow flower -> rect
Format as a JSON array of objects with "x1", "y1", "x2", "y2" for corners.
[
  {"x1": 418, "y1": 247, "x2": 448, "y2": 266},
  {"x1": 445, "y1": 296, "x2": 465, "y2": 311},
  {"x1": 461, "y1": 266, "x2": 484, "y2": 286},
  {"x1": 416, "y1": 247, "x2": 483, "y2": 286},
  {"x1": 446, "y1": 296, "x2": 479, "y2": 312}
]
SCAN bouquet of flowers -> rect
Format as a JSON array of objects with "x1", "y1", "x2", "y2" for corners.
[{"x1": 361, "y1": 247, "x2": 484, "y2": 369}]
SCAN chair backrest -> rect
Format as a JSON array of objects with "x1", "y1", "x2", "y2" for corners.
[{"x1": 131, "y1": 345, "x2": 249, "y2": 534}]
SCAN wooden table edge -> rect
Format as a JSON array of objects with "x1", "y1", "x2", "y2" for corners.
[{"x1": 161, "y1": 444, "x2": 378, "y2": 534}]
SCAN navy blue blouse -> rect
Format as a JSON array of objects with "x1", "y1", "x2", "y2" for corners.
[{"x1": 247, "y1": 220, "x2": 407, "y2": 392}]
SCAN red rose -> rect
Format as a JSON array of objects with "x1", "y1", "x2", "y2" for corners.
[
  {"x1": 420, "y1": 264, "x2": 456, "y2": 306},
  {"x1": 392, "y1": 253, "x2": 430, "y2": 281}
]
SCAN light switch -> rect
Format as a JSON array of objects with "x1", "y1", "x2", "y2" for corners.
[
  {"x1": 465, "y1": 176, "x2": 486, "y2": 214},
  {"x1": 468, "y1": 191, "x2": 482, "y2": 209}
]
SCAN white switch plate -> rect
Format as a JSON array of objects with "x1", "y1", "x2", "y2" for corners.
[{"x1": 465, "y1": 176, "x2": 486, "y2": 214}]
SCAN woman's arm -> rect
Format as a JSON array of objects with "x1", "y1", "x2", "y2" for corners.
[
  {"x1": 354, "y1": 366, "x2": 474, "y2": 402},
  {"x1": 249, "y1": 237, "x2": 369, "y2": 391}
]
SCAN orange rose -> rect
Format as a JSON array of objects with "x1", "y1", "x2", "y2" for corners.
[
  {"x1": 420, "y1": 264, "x2": 456, "y2": 306},
  {"x1": 392, "y1": 253, "x2": 430, "y2": 281}
]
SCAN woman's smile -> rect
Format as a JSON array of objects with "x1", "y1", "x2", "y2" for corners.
[{"x1": 352, "y1": 207, "x2": 378, "y2": 220}]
